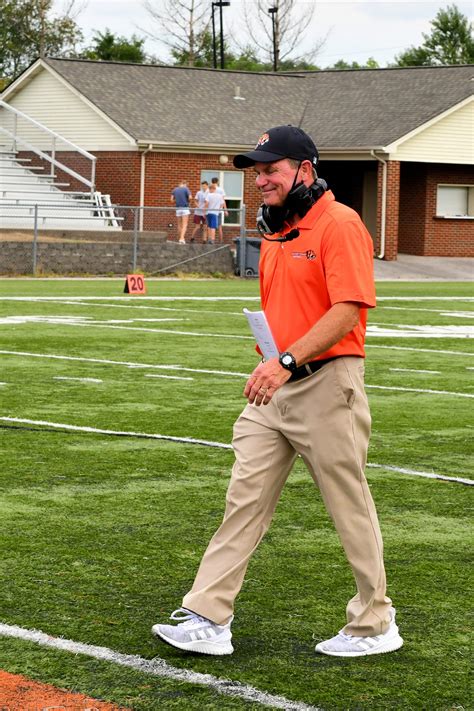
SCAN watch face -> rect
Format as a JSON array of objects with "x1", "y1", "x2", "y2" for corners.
[{"x1": 282, "y1": 354, "x2": 293, "y2": 366}]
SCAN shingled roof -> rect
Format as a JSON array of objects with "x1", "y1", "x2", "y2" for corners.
[{"x1": 40, "y1": 59, "x2": 474, "y2": 150}]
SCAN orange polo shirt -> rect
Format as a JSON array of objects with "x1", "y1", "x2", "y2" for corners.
[{"x1": 259, "y1": 190, "x2": 376, "y2": 359}]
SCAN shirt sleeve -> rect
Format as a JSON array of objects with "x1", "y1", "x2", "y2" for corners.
[{"x1": 321, "y1": 217, "x2": 376, "y2": 308}]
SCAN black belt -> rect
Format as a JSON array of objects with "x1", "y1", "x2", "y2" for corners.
[{"x1": 289, "y1": 357, "x2": 337, "y2": 382}]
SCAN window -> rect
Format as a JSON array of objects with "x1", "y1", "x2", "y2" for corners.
[
  {"x1": 436, "y1": 185, "x2": 474, "y2": 218},
  {"x1": 201, "y1": 170, "x2": 244, "y2": 225}
]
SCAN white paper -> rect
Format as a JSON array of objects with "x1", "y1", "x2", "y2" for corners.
[{"x1": 243, "y1": 308, "x2": 279, "y2": 360}]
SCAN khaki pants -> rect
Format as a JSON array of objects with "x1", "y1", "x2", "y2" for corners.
[{"x1": 183, "y1": 356, "x2": 392, "y2": 636}]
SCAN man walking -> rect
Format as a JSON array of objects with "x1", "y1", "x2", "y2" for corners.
[{"x1": 153, "y1": 125, "x2": 403, "y2": 658}]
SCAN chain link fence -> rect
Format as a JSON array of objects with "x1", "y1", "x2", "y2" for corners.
[{"x1": 0, "y1": 203, "x2": 262, "y2": 276}]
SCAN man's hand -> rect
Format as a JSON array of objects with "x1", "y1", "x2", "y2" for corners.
[{"x1": 244, "y1": 357, "x2": 291, "y2": 405}]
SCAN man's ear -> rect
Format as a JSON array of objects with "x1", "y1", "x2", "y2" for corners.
[{"x1": 300, "y1": 160, "x2": 314, "y2": 181}]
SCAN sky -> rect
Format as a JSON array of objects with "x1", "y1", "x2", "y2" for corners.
[{"x1": 55, "y1": 1, "x2": 473, "y2": 68}]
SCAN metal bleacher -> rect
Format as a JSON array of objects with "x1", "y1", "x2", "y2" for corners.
[{"x1": 0, "y1": 101, "x2": 122, "y2": 231}]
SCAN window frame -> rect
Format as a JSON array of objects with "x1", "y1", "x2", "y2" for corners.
[
  {"x1": 436, "y1": 184, "x2": 474, "y2": 219},
  {"x1": 200, "y1": 169, "x2": 244, "y2": 226}
]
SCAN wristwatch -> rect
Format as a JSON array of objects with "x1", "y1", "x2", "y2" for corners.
[{"x1": 279, "y1": 351, "x2": 297, "y2": 373}]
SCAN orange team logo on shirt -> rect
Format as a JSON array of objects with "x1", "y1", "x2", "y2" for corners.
[
  {"x1": 291, "y1": 250, "x2": 317, "y2": 261},
  {"x1": 255, "y1": 133, "x2": 270, "y2": 148}
]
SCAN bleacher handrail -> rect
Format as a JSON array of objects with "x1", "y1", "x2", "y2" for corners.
[{"x1": 0, "y1": 100, "x2": 96, "y2": 196}]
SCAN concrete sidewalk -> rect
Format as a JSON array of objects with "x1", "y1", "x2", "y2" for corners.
[{"x1": 374, "y1": 253, "x2": 474, "y2": 281}]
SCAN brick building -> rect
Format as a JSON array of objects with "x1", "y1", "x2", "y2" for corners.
[{"x1": 1, "y1": 58, "x2": 473, "y2": 259}]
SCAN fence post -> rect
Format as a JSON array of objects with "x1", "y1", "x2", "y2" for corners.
[
  {"x1": 239, "y1": 204, "x2": 246, "y2": 278},
  {"x1": 32, "y1": 204, "x2": 38, "y2": 276},
  {"x1": 132, "y1": 207, "x2": 139, "y2": 271}
]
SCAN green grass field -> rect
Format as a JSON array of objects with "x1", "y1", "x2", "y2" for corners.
[{"x1": 0, "y1": 277, "x2": 472, "y2": 710}]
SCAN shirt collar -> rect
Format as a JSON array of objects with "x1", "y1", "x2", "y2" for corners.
[{"x1": 282, "y1": 189, "x2": 335, "y2": 234}]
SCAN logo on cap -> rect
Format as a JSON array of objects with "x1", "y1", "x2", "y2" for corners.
[{"x1": 255, "y1": 133, "x2": 270, "y2": 148}]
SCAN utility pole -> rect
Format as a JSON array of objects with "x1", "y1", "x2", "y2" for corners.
[
  {"x1": 268, "y1": 6, "x2": 278, "y2": 72},
  {"x1": 212, "y1": 1, "x2": 230, "y2": 69}
]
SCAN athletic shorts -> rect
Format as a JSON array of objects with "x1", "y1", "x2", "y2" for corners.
[
  {"x1": 193, "y1": 214, "x2": 206, "y2": 225},
  {"x1": 176, "y1": 208, "x2": 190, "y2": 217},
  {"x1": 206, "y1": 213, "x2": 219, "y2": 229}
]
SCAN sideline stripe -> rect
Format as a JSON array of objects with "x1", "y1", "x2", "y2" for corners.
[
  {"x1": 0, "y1": 623, "x2": 319, "y2": 711},
  {"x1": 1, "y1": 417, "x2": 471, "y2": 486}
]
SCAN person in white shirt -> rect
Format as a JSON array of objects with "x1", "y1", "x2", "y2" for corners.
[
  {"x1": 211, "y1": 177, "x2": 228, "y2": 242},
  {"x1": 190, "y1": 181, "x2": 209, "y2": 243},
  {"x1": 205, "y1": 183, "x2": 225, "y2": 244}
]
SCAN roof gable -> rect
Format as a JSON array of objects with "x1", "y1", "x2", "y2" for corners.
[{"x1": 4, "y1": 58, "x2": 474, "y2": 152}]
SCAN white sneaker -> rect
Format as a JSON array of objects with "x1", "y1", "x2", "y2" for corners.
[
  {"x1": 152, "y1": 608, "x2": 234, "y2": 656},
  {"x1": 315, "y1": 607, "x2": 403, "y2": 657}
]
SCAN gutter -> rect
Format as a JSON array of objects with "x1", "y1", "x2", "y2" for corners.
[
  {"x1": 370, "y1": 150, "x2": 387, "y2": 259},
  {"x1": 139, "y1": 143, "x2": 153, "y2": 231}
]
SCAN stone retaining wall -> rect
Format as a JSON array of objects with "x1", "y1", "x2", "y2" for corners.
[{"x1": 0, "y1": 236, "x2": 236, "y2": 275}]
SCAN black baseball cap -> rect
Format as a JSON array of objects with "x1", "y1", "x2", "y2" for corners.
[{"x1": 233, "y1": 125, "x2": 319, "y2": 169}]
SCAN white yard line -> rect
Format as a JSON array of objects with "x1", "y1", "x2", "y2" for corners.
[
  {"x1": 378, "y1": 306, "x2": 474, "y2": 316},
  {"x1": 1, "y1": 296, "x2": 473, "y2": 302},
  {"x1": 366, "y1": 344, "x2": 474, "y2": 356},
  {"x1": 366, "y1": 464, "x2": 472, "y2": 486},
  {"x1": 1, "y1": 417, "x2": 471, "y2": 486},
  {"x1": 0, "y1": 623, "x2": 319, "y2": 711},
  {"x1": 145, "y1": 374, "x2": 194, "y2": 381},
  {"x1": 0, "y1": 350, "x2": 250, "y2": 376},
  {"x1": 389, "y1": 368, "x2": 441, "y2": 374},
  {"x1": 3, "y1": 314, "x2": 474, "y2": 341},
  {"x1": 0, "y1": 416, "x2": 233, "y2": 450},
  {"x1": 3, "y1": 318, "x2": 254, "y2": 341},
  {"x1": 10, "y1": 299, "x2": 245, "y2": 317},
  {"x1": 366, "y1": 384, "x2": 473, "y2": 398},
  {"x1": 0, "y1": 296, "x2": 261, "y2": 302},
  {"x1": 1, "y1": 350, "x2": 472, "y2": 396},
  {"x1": 53, "y1": 376, "x2": 103, "y2": 383}
]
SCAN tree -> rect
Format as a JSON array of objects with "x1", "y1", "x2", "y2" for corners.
[
  {"x1": 0, "y1": 0, "x2": 83, "y2": 82},
  {"x1": 142, "y1": 0, "x2": 211, "y2": 67},
  {"x1": 328, "y1": 57, "x2": 380, "y2": 70},
  {"x1": 395, "y1": 4, "x2": 474, "y2": 66},
  {"x1": 82, "y1": 29, "x2": 147, "y2": 63},
  {"x1": 242, "y1": 0, "x2": 325, "y2": 71}
]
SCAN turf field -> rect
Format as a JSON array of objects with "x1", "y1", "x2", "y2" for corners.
[{"x1": 0, "y1": 277, "x2": 472, "y2": 710}]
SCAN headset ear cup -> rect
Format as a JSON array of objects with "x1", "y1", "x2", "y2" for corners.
[{"x1": 257, "y1": 204, "x2": 288, "y2": 234}]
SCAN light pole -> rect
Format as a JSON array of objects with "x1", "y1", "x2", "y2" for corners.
[
  {"x1": 212, "y1": 1, "x2": 230, "y2": 70},
  {"x1": 268, "y1": 6, "x2": 278, "y2": 72}
]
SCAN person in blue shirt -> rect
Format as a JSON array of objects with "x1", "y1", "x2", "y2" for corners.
[{"x1": 171, "y1": 180, "x2": 191, "y2": 244}]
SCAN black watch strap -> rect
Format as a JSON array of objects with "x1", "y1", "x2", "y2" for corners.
[{"x1": 279, "y1": 351, "x2": 297, "y2": 373}]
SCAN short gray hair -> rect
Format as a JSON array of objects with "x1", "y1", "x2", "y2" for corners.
[{"x1": 287, "y1": 157, "x2": 318, "y2": 181}]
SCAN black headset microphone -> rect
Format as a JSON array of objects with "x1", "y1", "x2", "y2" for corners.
[{"x1": 256, "y1": 177, "x2": 328, "y2": 243}]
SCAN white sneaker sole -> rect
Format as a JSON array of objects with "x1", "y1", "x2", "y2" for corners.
[
  {"x1": 152, "y1": 626, "x2": 234, "y2": 656},
  {"x1": 315, "y1": 632, "x2": 404, "y2": 657}
]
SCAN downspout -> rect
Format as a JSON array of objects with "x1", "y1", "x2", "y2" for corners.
[
  {"x1": 139, "y1": 144, "x2": 153, "y2": 231},
  {"x1": 371, "y1": 150, "x2": 387, "y2": 259}
]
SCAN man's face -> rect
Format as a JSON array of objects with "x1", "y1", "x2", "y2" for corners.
[{"x1": 254, "y1": 159, "x2": 299, "y2": 207}]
